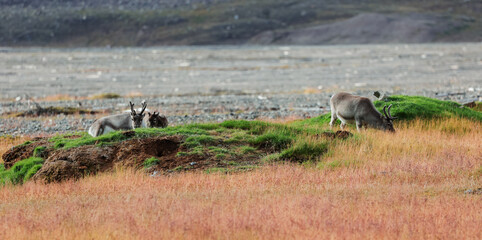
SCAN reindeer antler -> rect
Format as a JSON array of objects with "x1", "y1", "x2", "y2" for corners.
[
  {"x1": 383, "y1": 105, "x2": 389, "y2": 119},
  {"x1": 387, "y1": 104, "x2": 397, "y2": 120},
  {"x1": 129, "y1": 101, "x2": 136, "y2": 114},
  {"x1": 139, "y1": 101, "x2": 147, "y2": 115}
]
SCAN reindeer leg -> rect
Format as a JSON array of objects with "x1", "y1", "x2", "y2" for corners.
[
  {"x1": 340, "y1": 121, "x2": 346, "y2": 130},
  {"x1": 329, "y1": 112, "x2": 337, "y2": 129},
  {"x1": 355, "y1": 118, "x2": 363, "y2": 132},
  {"x1": 356, "y1": 121, "x2": 363, "y2": 132}
]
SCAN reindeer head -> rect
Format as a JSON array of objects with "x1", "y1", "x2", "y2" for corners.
[
  {"x1": 147, "y1": 111, "x2": 159, "y2": 127},
  {"x1": 381, "y1": 104, "x2": 397, "y2": 132},
  {"x1": 129, "y1": 101, "x2": 147, "y2": 128},
  {"x1": 147, "y1": 111, "x2": 168, "y2": 128}
]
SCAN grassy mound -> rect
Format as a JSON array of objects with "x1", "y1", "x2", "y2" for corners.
[
  {"x1": 2, "y1": 118, "x2": 337, "y2": 184},
  {"x1": 373, "y1": 96, "x2": 482, "y2": 121},
  {"x1": 2, "y1": 95, "x2": 480, "y2": 185},
  {"x1": 303, "y1": 95, "x2": 482, "y2": 125}
]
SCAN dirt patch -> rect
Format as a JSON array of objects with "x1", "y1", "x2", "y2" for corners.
[
  {"x1": 33, "y1": 144, "x2": 117, "y2": 183},
  {"x1": 114, "y1": 137, "x2": 181, "y2": 168},
  {"x1": 2, "y1": 138, "x2": 50, "y2": 168}
]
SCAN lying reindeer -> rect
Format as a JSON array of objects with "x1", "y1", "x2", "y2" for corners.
[
  {"x1": 88, "y1": 101, "x2": 148, "y2": 137},
  {"x1": 329, "y1": 92, "x2": 397, "y2": 132},
  {"x1": 147, "y1": 111, "x2": 168, "y2": 128}
]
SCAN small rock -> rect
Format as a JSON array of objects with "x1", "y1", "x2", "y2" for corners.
[
  {"x1": 373, "y1": 91, "x2": 381, "y2": 98},
  {"x1": 464, "y1": 188, "x2": 482, "y2": 195}
]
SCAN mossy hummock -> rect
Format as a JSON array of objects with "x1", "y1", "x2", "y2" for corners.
[{"x1": 2, "y1": 95, "x2": 480, "y2": 185}]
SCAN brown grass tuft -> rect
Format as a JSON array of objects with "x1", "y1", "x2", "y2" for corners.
[
  {"x1": 41, "y1": 94, "x2": 78, "y2": 102},
  {"x1": 89, "y1": 93, "x2": 122, "y2": 100},
  {"x1": 125, "y1": 91, "x2": 144, "y2": 98}
]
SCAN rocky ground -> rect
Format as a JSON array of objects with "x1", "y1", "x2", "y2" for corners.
[{"x1": 1, "y1": 44, "x2": 480, "y2": 136}]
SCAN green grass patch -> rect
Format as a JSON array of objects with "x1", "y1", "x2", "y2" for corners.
[
  {"x1": 208, "y1": 146, "x2": 231, "y2": 154},
  {"x1": 177, "y1": 146, "x2": 205, "y2": 157},
  {"x1": 473, "y1": 102, "x2": 482, "y2": 112},
  {"x1": 279, "y1": 139, "x2": 329, "y2": 162},
  {"x1": 223, "y1": 160, "x2": 240, "y2": 166},
  {"x1": 237, "y1": 145, "x2": 257, "y2": 154},
  {"x1": 221, "y1": 120, "x2": 269, "y2": 134},
  {"x1": 250, "y1": 132, "x2": 294, "y2": 151},
  {"x1": 374, "y1": 95, "x2": 482, "y2": 122},
  {"x1": 33, "y1": 146, "x2": 47, "y2": 157},
  {"x1": 223, "y1": 130, "x2": 255, "y2": 144},
  {"x1": 19, "y1": 140, "x2": 33, "y2": 147},
  {"x1": 204, "y1": 165, "x2": 258, "y2": 174},
  {"x1": 143, "y1": 157, "x2": 160, "y2": 168},
  {"x1": 183, "y1": 135, "x2": 217, "y2": 148},
  {"x1": 50, "y1": 131, "x2": 130, "y2": 149},
  {"x1": 134, "y1": 125, "x2": 210, "y2": 138},
  {"x1": 0, "y1": 157, "x2": 44, "y2": 185},
  {"x1": 24, "y1": 164, "x2": 43, "y2": 182},
  {"x1": 204, "y1": 167, "x2": 229, "y2": 174},
  {"x1": 261, "y1": 153, "x2": 282, "y2": 163}
]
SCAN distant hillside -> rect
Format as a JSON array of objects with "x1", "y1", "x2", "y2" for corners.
[{"x1": 0, "y1": 0, "x2": 481, "y2": 46}]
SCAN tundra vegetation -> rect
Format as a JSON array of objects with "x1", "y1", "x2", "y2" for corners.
[{"x1": 0, "y1": 95, "x2": 481, "y2": 239}]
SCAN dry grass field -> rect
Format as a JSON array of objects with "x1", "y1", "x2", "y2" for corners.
[{"x1": 0, "y1": 118, "x2": 480, "y2": 239}]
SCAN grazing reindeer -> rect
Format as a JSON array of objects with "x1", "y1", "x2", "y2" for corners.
[
  {"x1": 147, "y1": 111, "x2": 169, "y2": 128},
  {"x1": 329, "y1": 92, "x2": 397, "y2": 132},
  {"x1": 88, "y1": 101, "x2": 148, "y2": 137}
]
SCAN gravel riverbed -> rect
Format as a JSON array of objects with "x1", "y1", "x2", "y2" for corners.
[{"x1": 1, "y1": 44, "x2": 480, "y2": 136}]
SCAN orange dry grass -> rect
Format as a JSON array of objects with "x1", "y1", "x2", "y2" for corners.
[
  {"x1": 0, "y1": 118, "x2": 481, "y2": 239},
  {"x1": 41, "y1": 94, "x2": 78, "y2": 102}
]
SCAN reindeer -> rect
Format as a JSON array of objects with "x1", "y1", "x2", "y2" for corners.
[
  {"x1": 147, "y1": 111, "x2": 169, "y2": 128},
  {"x1": 88, "y1": 101, "x2": 148, "y2": 137},
  {"x1": 329, "y1": 92, "x2": 397, "y2": 132}
]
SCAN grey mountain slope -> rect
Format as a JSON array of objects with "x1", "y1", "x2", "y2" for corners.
[{"x1": 249, "y1": 13, "x2": 473, "y2": 45}]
